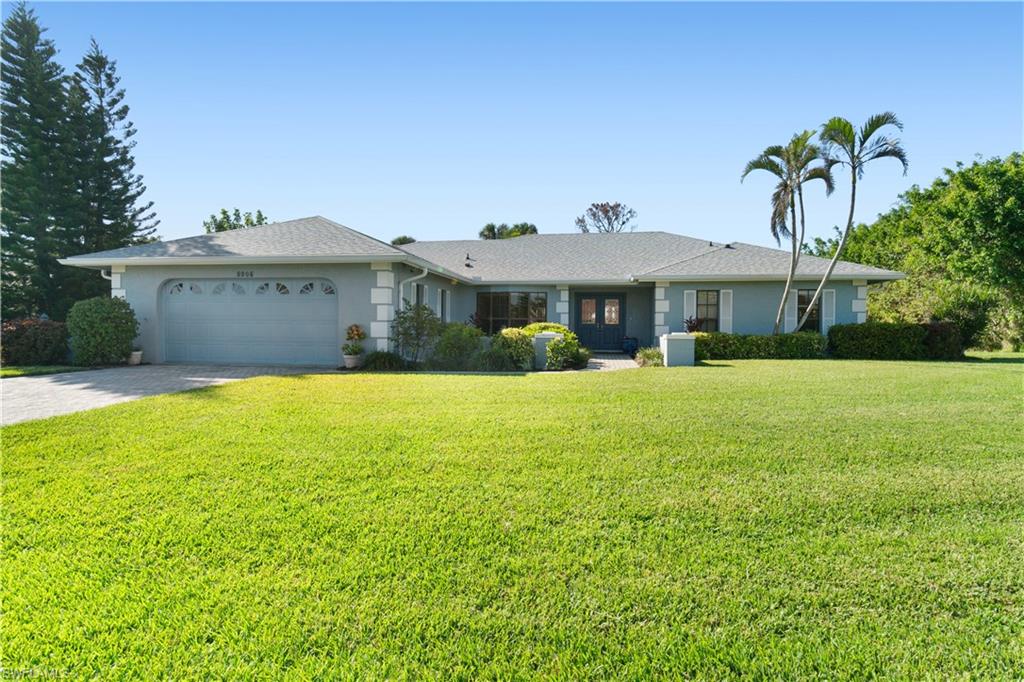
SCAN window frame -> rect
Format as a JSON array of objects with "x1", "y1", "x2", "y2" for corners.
[
  {"x1": 475, "y1": 291, "x2": 548, "y2": 335},
  {"x1": 796, "y1": 289, "x2": 821, "y2": 333},
  {"x1": 695, "y1": 289, "x2": 720, "y2": 333}
]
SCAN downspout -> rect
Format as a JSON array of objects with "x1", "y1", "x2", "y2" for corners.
[
  {"x1": 99, "y1": 269, "x2": 112, "y2": 281},
  {"x1": 396, "y1": 265, "x2": 429, "y2": 311}
]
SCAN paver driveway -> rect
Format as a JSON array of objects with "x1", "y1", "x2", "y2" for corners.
[{"x1": 1, "y1": 365, "x2": 326, "y2": 426}]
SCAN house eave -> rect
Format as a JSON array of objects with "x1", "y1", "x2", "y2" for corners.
[
  {"x1": 633, "y1": 272, "x2": 904, "y2": 283},
  {"x1": 58, "y1": 254, "x2": 474, "y2": 284}
]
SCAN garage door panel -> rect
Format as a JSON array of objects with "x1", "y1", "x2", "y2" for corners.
[{"x1": 163, "y1": 278, "x2": 339, "y2": 366}]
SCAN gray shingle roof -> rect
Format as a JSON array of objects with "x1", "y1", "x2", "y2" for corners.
[
  {"x1": 400, "y1": 232, "x2": 721, "y2": 282},
  {"x1": 402, "y1": 232, "x2": 901, "y2": 282},
  {"x1": 62, "y1": 216, "x2": 402, "y2": 260},
  {"x1": 637, "y1": 242, "x2": 903, "y2": 280},
  {"x1": 62, "y1": 216, "x2": 903, "y2": 282}
]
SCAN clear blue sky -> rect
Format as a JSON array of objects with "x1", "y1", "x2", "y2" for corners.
[{"x1": 19, "y1": 1, "x2": 1024, "y2": 246}]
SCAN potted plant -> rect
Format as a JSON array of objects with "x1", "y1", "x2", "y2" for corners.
[
  {"x1": 128, "y1": 347, "x2": 143, "y2": 365},
  {"x1": 342, "y1": 324, "x2": 367, "y2": 369}
]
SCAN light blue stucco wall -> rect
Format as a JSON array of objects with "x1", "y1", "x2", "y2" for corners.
[
  {"x1": 118, "y1": 261, "x2": 867, "y2": 365},
  {"x1": 663, "y1": 280, "x2": 861, "y2": 335}
]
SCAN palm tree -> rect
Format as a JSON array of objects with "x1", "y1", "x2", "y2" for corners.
[
  {"x1": 742, "y1": 131, "x2": 834, "y2": 334},
  {"x1": 796, "y1": 113, "x2": 908, "y2": 330}
]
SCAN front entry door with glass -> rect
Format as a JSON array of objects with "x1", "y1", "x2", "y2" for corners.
[{"x1": 576, "y1": 294, "x2": 625, "y2": 351}]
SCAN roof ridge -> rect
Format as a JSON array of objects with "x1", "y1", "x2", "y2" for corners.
[
  {"x1": 313, "y1": 215, "x2": 403, "y2": 253},
  {"x1": 635, "y1": 242, "x2": 731, "y2": 278}
]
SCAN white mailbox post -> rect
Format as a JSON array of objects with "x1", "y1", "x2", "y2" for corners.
[{"x1": 659, "y1": 332, "x2": 696, "y2": 367}]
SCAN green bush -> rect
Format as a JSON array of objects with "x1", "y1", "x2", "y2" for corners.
[
  {"x1": 546, "y1": 335, "x2": 591, "y2": 370},
  {"x1": 693, "y1": 332, "x2": 826, "y2": 361},
  {"x1": 634, "y1": 346, "x2": 663, "y2": 367},
  {"x1": 493, "y1": 328, "x2": 534, "y2": 370},
  {"x1": 473, "y1": 345, "x2": 519, "y2": 372},
  {"x1": 521, "y1": 322, "x2": 572, "y2": 338},
  {"x1": 827, "y1": 323, "x2": 927, "y2": 360},
  {"x1": 66, "y1": 297, "x2": 138, "y2": 367},
  {"x1": 427, "y1": 323, "x2": 484, "y2": 370},
  {"x1": 921, "y1": 322, "x2": 963, "y2": 360},
  {"x1": 1, "y1": 318, "x2": 68, "y2": 366},
  {"x1": 391, "y1": 302, "x2": 444, "y2": 364},
  {"x1": 361, "y1": 351, "x2": 408, "y2": 371}
]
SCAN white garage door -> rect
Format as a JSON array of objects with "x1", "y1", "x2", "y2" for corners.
[{"x1": 163, "y1": 278, "x2": 339, "y2": 366}]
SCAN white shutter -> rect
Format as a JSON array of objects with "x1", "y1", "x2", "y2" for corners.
[
  {"x1": 822, "y1": 289, "x2": 836, "y2": 336},
  {"x1": 784, "y1": 288, "x2": 798, "y2": 332},
  {"x1": 719, "y1": 290, "x2": 733, "y2": 333},
  {"x1": 683, "y1": 290, "x2": 697, "y2": 324}
]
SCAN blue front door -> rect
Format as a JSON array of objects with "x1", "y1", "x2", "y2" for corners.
[{"x1": 576, "y1": 293, "x2": 626, "y2": 351}]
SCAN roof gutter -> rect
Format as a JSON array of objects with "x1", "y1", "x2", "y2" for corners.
[{"x1": 58, "y1": 253, "x2": 474, "y2": 284}]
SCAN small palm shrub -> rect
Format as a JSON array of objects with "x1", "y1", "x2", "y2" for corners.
[
  {"x1": 493, "y1": 328, "x2": 534, "y2": 370},
  {"x1": 361, "y1": 351, "x2": 407, "y2": 371},
  {"x1": 66, "y1": 297, "x2": 139, "y2": 366},
  {"x1": 1, "y1": 318, "x2": 68, "y2": 366},
  {"x1": 427, "y1": 323, "x2": 484, "y2": 370},
  {"x1": 634, "y1": 347, "x2": 663, "y2": 367}
]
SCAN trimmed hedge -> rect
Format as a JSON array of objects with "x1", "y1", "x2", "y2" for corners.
[
  {"x1": 1, "y1": 318, "x2": 69, "y2": 366},
  {"x1": 427, "y1": 323, "x2": 484, "y2": 370},
  {"x1": 361, "y1": 351, "x2": 407, "y2": 371},
  {"x1": 493, "y1": 328, "x2": 534, "y2": 370},
  {"x1": 828, "y1": 322, "x2": 962, "y2": 360},
  {"x1": 694, "y1": 332, "x2": 826, "y2": 361},
  {"x1": 66, "y1": 297, "x2": 139, "y2": 366}
]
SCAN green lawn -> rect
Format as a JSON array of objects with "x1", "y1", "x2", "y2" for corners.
[
  {"x1": 4, "y1": 359, "x2": 1022, "y2": 678},
  {"x1": 0, "y1": 364, "x2": 86, "y2": 378}
]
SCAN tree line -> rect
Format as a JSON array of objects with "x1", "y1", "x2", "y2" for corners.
[
  {"x1": 805, "y1": 153, "x2": 1023, "y2": 349},
  {"x1": 2, "y1": 2, "x2": 158, "y2": 320}
]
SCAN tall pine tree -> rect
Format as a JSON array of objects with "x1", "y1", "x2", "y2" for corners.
[
  {"x1": 1, "y1": 2, "x2": 69, "y2": 319},
  {"x1": 72, "y1": 39, "x2": 158, "y2": 253},
  {"x1": 1, "y1": 5, "x2": 159, "y2": 320}
]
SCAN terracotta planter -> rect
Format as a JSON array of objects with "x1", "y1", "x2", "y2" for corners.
[
  {"x1": 342, "y1": 354, "x2": 361, "y2": 369},
  {"x1": 128, "y1": 350, "x2": 143, "y2": 365}
]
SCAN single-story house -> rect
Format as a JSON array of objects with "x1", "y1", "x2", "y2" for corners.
[{"x1": 60, "y1": 216, "x2": 903, "y2": 366}]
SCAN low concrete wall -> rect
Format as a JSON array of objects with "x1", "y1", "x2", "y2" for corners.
[
  {"x1": 533, "y1": 332, "x2": 563, "y2": 370},
  {"x1": 660, "y1": 332, "x2": 695, "y2": 367}
]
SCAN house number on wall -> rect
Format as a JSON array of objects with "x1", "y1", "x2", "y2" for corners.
[{"x1": 236, "y1": 271, "x2": 254, "y2": 278}]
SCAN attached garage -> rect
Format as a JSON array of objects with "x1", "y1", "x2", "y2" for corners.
[{"x1": 162, "y1": 277, "x2": 339, "y2": 366}]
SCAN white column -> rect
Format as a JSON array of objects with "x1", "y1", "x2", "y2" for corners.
[
  {"x1": 370, "y1": 262, "x2": 394, "y2": 351},
  {"x1": 654, "y1": 281, "x2": 669, "y2": 337},
  {"x1": 556, "y1": 286, "x2": 569, "y2": 326},
  {"x1": 852, "y1": 279, "x2": 868, "y2": 323},
  {"x1": 110, "y1": 265, "x2": 126, "y2": 298}
]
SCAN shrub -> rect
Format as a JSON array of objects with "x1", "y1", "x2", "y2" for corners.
[
  {"x1": 361, "y1": 351, "x2": 407, "y2": 371},
  {"x1": 827, "y1": 323, "x2": 927, "y2": 360},
  {"x1": 66, "y1": 297, "x2": 139, "y2": 367},
  {"x1": 427, "y1": 323, "x2": 484, "y2": 370},
  {"x1": 391, "y1": 301, "x2": 444, "y2": 364},
  {"x1": 0, "y1": 318, "x2": 68, "y2": 366},
  {"x1": 634, "y1": 346, "x2": 663, "y2": 367},
  {"x1": 693, "y1": 332, "x2": 826, "y2": 361},
  {"x1": 921, "y1": 322, "x2": 963, "y2": 360},
  {"x1": 521, "y1": 322, "x2": 571, "y2": 338},
  {"x1": 546, "y1": 335, "x2": 591, "y2": 370},
  {"x1": 493, "y1": 328, "x2": 534, "y2": 370},
  {"x1": 473, "y1": 345, "x2": 519, "y2": 372}
]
